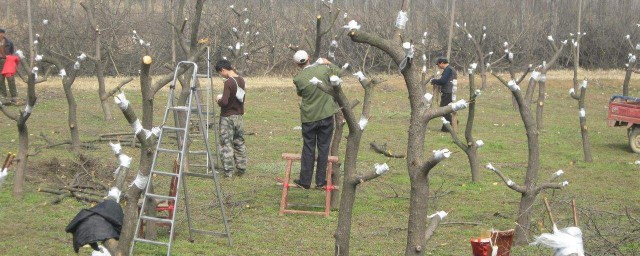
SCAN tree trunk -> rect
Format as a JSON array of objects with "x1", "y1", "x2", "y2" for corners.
[
  {"x1": 334, "y1": 129, "x2": 363, "y2": 255},
  {"x1": 514, "y1": 192, "x2": 536, "y2": 245},
  {"x1": 329, "y1": 111, "x2": 346, "y2": 209},
  {"x1": 446, "y1": 0, "x2": 455, "y2": 60},
  {"x1": 97, "y1": 61, "x2": 113, "y2": 120},
  {"x1": 13, "y1": 123, "x2": 28, "y2": 198},
  {"x1": 578, "y1": 86, "x2": 592, "y2": 162},
  {"x1": 63, "y1": 82, "x2": 81, "y2": 152},
  {"x1": 536, "y1": 80, "x2": 546, "y2": 130},
  {"x1": 404, "y1": 111, "x2": 429, "y2": 255}
]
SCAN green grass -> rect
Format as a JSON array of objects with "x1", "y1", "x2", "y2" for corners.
[{"x1": 0, "y1": 75, "x2": 639, "y2": 255}]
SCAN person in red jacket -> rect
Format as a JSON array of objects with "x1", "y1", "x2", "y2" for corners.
[{"x1": 0, "y1": 28, "x2": 21, "y2": 106}]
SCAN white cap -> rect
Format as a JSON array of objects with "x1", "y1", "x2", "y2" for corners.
[{"x1": 293, "y1": 50, "x2": 309, "y2": 64}]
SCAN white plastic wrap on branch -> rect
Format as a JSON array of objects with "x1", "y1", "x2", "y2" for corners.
[
  {"x1": 0, "y1": 168, "x2": 7, "y2": 189},
  {"x1": 151, "y1": 127, "x2": 161, "y2": 137},
  {"x1": 113, "y1": 92, "x2": 129, "y2": 110},
  {"x1": 309, "y1": 77, "x2": 322, "y2": 85},
  {"x1": 395, "y1": 11, "x2": 408, "y2": 29},
  {"x1": 569, "y1": 88, "x2": 575, "y2": 95},
  {"x1": 531, "y1": 71, "x2": 540, "y2": 81},
  {"x1": 530, "y1": 224, "x2": 584, "y2": 256},
  {"x1": 235, "y1": 42, "x2": 243, "y2": 50},
  {"x1": 244, "y1": 18, "x2": 249, "y2": 24},
  {"x1": 73, "y1": 61, "x2": 80, "y2": 70},
  {"x1": 143, "y1": 129, "x2": 153, "y2": 139},
  {"x1": 580, "y1": 80, "x2": 587, "y2": 88},
  {"x1": 15, "y1": 50, "x2": 24, "y2": 59},
  {"x1": 358, "y1": 116, "x2": 368, "y2": 130},
  {"x1": 508, "y1": 52, "x2": 514, "y2": 62},
  {"x1": 467, "y1": 33, "x2": 473, "y2": 40},
  {"x1": 330, "y1": 75, "x2": 342, "y2": 86},
  {"x1": 636, "y1": 44, "x2": 640, "y2": 51},
  {"x1": 507, "y1": 80, "x2": 520, "y2": 91},
  {"x1": 131, "y1": 119, "x2": 143, "y2": 135},
  {"x1": 486, "y1": 163, "x2": 497, "y2": 171},
  {"x1": 402, "y1": 42, "x2": 414, "y2": 59},
  {"x1": 32, "y1": 67, "x2": 38, "y2": 78},
  {"x1": 554, "y1": 170, "x2": 564, "y2": 178},
  {"x1": 469, "y1": 63, "x2": 477, "y2": 73},
  {"x1": 343, "y1": 20, "x2": 361, "y2": 30},
  {"x1": 507, "y1": 179, "x2": 514, "y2": 186},
  {"x1": 422, "y1": 66, "x2": 427, "y2": 74},
  {"x1": 91, "y1": 245, "x2": 112, "y2": 256},
  {"x1": 424, "y1": 93, "x2": 433, "y2": 102},
  {"x1": 108, "y1": 187, "x2": 121, "y2": 203},
  {"x1": 475, "y1": 89, "x2": 482, "y2": 96},
  {"x1": 24, "y1": 105, "x2": 33, "y2": 114},
  {"x1": 130, "y1": 170, "x2": 149, "y2": 189},
  {"x1": 441, "y1": 117, "x2": 450, "y2": 125},
  {"x1": 547, "y1": 35, "x2": 554, "y2": 42},
  {"x1": 562, "y1": 181, "x2": 569, "y2": 187},
  {"x1": 475, "y1": 140, "x2": 484, "y2": 147},
  {"x1": 330, "y1": 40, "x2": 338, "y2": 48},
  {"x1": 341, "y1": 63, "x2": 349, "y2": 71},
  {"x1": 579, "y1": 108, "x2": 586, "y2": 118},
  {"x1": 629, "y1": 55, "x2": 637, "y2": 64},
  {"x1": 635, "y1": 160, "x2": 640, "y2": 165},
  {"x1": 353, "y1": 71, "x2": 366, "y2": 81},
  {"x1": 374, "y1": 163, "x2": 389, "y2": 175},
  {"x1": 109, "y1": 142, "x2": 122, "y2": 155},
  {"x1": 626, "y1": 34, "x2": 631, "y2": 39},
  {"x1": 561, "y1": 40, "x2": 568, "y2": 45},
  {"x1": 118, "y1": 154, "x2": 132, "y2": 168},
  {"x1": 432, "y1": 149, "x2": 451, "y2": 160},
  {"x1": 232, "y1": 27, "x2": 238, "y2": 33},
  {"x1": 35, "y1": 55, "x2": 43, "y2": 61},
  {"x1": 427, "y1": 211, "x2": 448, "y2": 220},
  {"x1": 451, "y1": 99, "x2": 468, "y2": 111},
  {"x1": 77, "y1": 53, "x2": 87, "y2": 61},
  {"x1": 59, "y1": 69, "x2": 66, "y2": 77},
  {"x1": 538, "y1": 74, "x2": 546, "y2": 82}
]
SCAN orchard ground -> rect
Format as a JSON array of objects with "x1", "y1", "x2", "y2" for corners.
[{"x1": 0, "y1": 69, "x2": 638, "y2": 255}]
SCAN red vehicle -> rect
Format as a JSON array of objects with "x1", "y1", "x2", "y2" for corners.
[{"x1": 607, "y1": 95, "x2": 640, "y2": 153}]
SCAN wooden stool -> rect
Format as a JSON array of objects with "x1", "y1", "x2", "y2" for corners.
[{"x1": 279, "y1": 153, "x2": 338, "y2": 217}]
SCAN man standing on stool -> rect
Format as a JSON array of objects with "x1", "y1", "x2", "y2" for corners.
[
  {"x1": 0, "y1": 28, "x2": 20, "y2": 105},
  {"x1": 292, "y1": 50, "x2": 339, "y2": 190},
  {"x1": 431, "y1": 57, "x2": 457, "y2": 132}
]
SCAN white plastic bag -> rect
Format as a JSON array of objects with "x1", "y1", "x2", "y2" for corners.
[{"x1": 230, "y1": 77, "x2": 245, "y2": 102}]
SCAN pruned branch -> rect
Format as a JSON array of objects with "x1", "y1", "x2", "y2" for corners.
[{"x1": 369, "y1": 141, "x2": 405, "y2": 158}]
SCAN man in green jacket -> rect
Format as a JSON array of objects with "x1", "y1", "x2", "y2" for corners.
[{"x1": 292, "y1": 50, "x2": 339, "y2": 189}]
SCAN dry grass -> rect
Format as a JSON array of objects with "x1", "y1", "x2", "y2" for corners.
[{"x1": 34, "y1": 69, "x2": 638, "y2": 93}]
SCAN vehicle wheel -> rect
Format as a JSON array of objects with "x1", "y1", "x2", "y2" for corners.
[{"x1": 629, "y1": 127, "x2": 640, "y2": 153}]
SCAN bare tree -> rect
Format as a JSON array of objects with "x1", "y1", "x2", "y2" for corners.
[
  {"x1": 488, "y1": 48, "x2": 569, "y2": 245},
  {"x1": 345, "y1": 15, "x2": 468, "y2": 255},
  {"x1": 441, "y1": 65, "x2": 483, "y2": 182},
  {"x1": 0, "y1": 59, "x2": 46, "y2": 198},
  {"x1": 80, "y1": 0, "x2": 117, "y2": 120},
  {"x1": 37, "y1": 34, "x2": 88, "y2": 152},
  {"x1": 568, "y1": 0, "x2": 592, "y2": 163}
]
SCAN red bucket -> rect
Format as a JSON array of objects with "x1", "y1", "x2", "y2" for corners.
[{"x1": 470, "y1": 238, "x2": 493, "y2": 256}]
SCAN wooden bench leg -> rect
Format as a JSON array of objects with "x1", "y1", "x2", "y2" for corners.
[{"x1": 279, "y1": 159, "x2": 293, "y2": 216}]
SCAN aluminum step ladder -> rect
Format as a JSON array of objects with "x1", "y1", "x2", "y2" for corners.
[{"x1": 130, "y1": 61, "x2": 232, "y2": 256}]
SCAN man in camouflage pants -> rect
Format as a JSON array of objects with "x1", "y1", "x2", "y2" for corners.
[{"x1": 215, "y1": 59, "x2": 247, "y2": 177}]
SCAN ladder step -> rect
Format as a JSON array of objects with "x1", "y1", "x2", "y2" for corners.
[
  {"x1": 141, "y1": 215, "x2": 174, "y2": 225},
  {"x1": 145, "y1": 192, "x2": 177, "y2": 201},
  {"x1": 134, "y1": 237, "x2": 170, "y2": 246},
  {"x1": 189, "y1": 150, "x2": 208, "y2": 155},
  {"x1": 151, "y1": 170, "x2": 179, "y2": 177},
  {"x1": 162, "y1": 126, "x2": 186, "y2": 132},
  {"x1": 196, "y1": 74, "x2": 209, "y2": 78},
  {"x1": 157, "y1": 148, "x2": 182, "y2": 154},
  {"x1": 168, "y1": 106, "x2": 189, "y2": 111}
]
